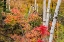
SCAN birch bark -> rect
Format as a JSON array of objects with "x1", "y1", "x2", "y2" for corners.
[
  {"x1": 9, "y1": 0, "x2": 10, "y2": 10},
  {"x1": 46, "y1": 0, "x2": 51, "y2": 27},
  {"x1": 43, "y1": 0, "x2": 46, "y2": 26},
  {"x1": 28, "y1": 5, "x2": 32, "y2": 14},
  {"x1": 35, "y1": 0, "x2": 37, "y2": 10},
  {"x1": 37, "y1": 4, "x2": 38, "y2": 12},
  {"x1": 49, "y1": 0, "x2": 61, "y2": 42},
  {"x1": 7, "y1": 0, "x2": 10, "y2": 10}
]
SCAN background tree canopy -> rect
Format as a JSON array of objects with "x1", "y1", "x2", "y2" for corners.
[{"x1": 0, "y1": 0, "x2": 64, "y2": 42}]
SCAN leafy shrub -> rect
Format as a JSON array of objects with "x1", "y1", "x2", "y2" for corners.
[{"x1": 28, "y1": 14, "x2": 42, "y2": 29}]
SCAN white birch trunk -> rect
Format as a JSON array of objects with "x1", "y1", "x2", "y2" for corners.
[
  {"x1": 35, "y1": 0, "x2": 37, "y2": 10},
  {"x1": 7, "y1": 0, "x2": 10, "y2": 10},
  {"x1": 43, "y1": 0, "x2": 46, "y2": 26},
  {"x1": 28, "y1": 5, "x2": 32, "y2": 14},
  {"x1": 37, "y1": 4, "x2": 38, "y2": 12},
  {"x1": 46, "y1": 0, "x2": 51, "y2": 27},
  {"x1": 32, "y1": 6, "x2": 35, "y2": 11},
  {"x1": 49, "y1": 0, "x2": 61, "y2": 42},
  {"x1": 9, "y1": 0, "x2": 10, "y2": 10}
]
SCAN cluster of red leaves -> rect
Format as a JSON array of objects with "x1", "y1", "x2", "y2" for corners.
[
  {"x1": 36, "y1": 25, "x2": 49, "y2": 42},
  {"x1": 24, "y1": 25, "x2": 49, "y2": 42},
  {"x1": 9, "y1": 23, "x2": 49, "y2": 42},
  {"x1": 35, "y1": 25, "x2": 50, "y2": 36},
  {"x1": 10, "y1": 25, "x2": 49, "y2": 42}
]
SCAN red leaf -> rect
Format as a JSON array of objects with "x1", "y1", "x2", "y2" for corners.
[
  {"x1": 37, "y1": 39, "x2": 44, "y2": 42},
  {"x1": 35, "y1": 25, "x2": 49, "y2": 36}
]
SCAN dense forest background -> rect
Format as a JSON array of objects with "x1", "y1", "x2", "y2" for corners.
[{"x1": 0, "y1": 0, "x2": 64, "y2": 42}]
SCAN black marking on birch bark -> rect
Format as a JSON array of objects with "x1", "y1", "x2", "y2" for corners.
[
  {"x1": 43, "y1": 21, "x2": 46, "y2": 22},
  {"x1": 55, "y1": 17, "x2": 58, "y2": 19},
  {"x1": 50, "y1": 33, "x2": 53, "y2": 34},
  {"x1": 53, "y1": 17, "x2": 58, "y2": 19}
]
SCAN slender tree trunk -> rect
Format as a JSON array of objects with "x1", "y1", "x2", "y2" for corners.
[
  {"x1": 7, "y1": 0, "x2": 10, "y2": 10},
  {"x1": 8, "y1": 0, "x2": 10, "y2": 10},
  {"x1": 35, "y1": 0, "x2": 37, "y2": 10},
  {"x1": 46, "y1": 0, "x2": 51, "y2": 27},
  {"x1": 49, "y1": 0, "x2": 61, "y2": 42},
  {"x1": 37, "y1": 4, "x2": 38, "y2": 12},
  {"x1": 43, "y1": 0, "x2": 46, "y2": 26},
  {"x1": 28, "y1": 5, "x2": 32, "y2": 14},
  {"x1": 32, "y1": 6, "x2": 35, "y2": 11}
]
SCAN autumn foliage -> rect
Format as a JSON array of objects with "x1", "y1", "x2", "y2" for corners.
[{"x1": 3, "y1": 7, "x2": 49, "y2": 42}]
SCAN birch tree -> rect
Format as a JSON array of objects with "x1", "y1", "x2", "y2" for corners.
[
  {"x1": 34, "y1": 0, "x2": 38, "y2": 12},
  {"x1": 35, "y1": 0, "x2": 37, "y2": 10},
  {"x1": 46, "y1": 0, "x2": 51, "y2": 27},
  {"x1": 32, "y1": 6, "x2": 35, "y2": 11},
  {"x1": 49, "y1": 0, "x2": 61, "y2": 42},
  {"x1": 8, "y1": 0, "x2": 10, "y2": 10},
  {"x1": 28, "y1": 5, "x2": 32, "y2": 14},
  {"x1": 37, "y1": 4, "x2": 38, "y2": 12},
  {"x1": 43, "y1": 0, "x2": 46, "y2": 26},
  {"x1": 7, "y1": 0, "x2": 10, "y2": 10}
]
